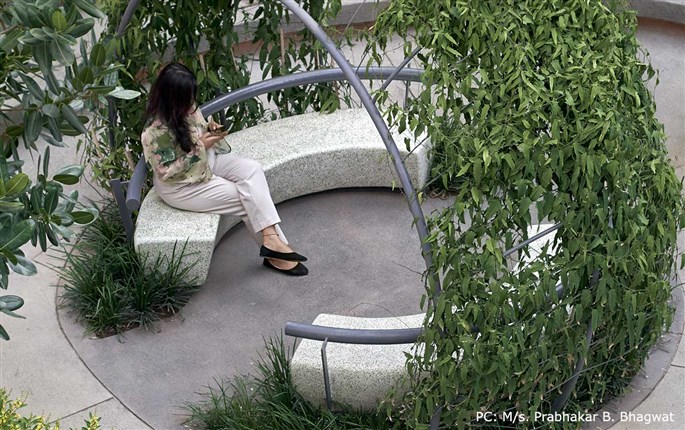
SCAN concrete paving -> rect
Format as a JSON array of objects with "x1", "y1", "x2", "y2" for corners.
[{"x1": 1, "y1": 3, "x2": 685, "y2": 430}]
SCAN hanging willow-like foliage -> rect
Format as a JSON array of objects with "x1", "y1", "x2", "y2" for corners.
[{"x1": 372, "y1": 1, "x2": 684, "y2": 428}]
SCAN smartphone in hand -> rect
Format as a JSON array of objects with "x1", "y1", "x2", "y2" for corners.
[{"x1": 208, "y1": 124, "x2": 228, "y2": 136}]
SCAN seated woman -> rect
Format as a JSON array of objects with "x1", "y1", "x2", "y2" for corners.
[{"x1": 141, "y1": 62, "x2": 308, "y2": 276}]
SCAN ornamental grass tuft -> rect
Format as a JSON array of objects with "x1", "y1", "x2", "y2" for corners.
[
  {"x1": 185, "y1": 335, "x2": 397, "y2": 430},
  {"x1": 59, "y1": 202, "x2": 198, "y2": 337}
]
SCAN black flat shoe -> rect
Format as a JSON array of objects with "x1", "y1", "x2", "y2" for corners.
[
  {"x1": 263, "y1": 259, "x2": 309, "y2": 276},
  {"x1": 259, "y1": 245, "x2": 308, "y2": 262}
]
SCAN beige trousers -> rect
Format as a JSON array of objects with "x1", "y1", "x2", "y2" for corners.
[{"x1": 153, "y1": 149, "x2": 287, "y2": 244}]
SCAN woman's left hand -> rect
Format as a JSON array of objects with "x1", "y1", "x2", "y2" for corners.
[{"x1": 199, "y1": 131, "x2": 228, "y2": 149}]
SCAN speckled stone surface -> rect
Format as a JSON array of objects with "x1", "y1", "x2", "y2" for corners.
[
  {"x1": 290, "y1": 313, "x2": 425, "y2": 411},
  {"x1": 134, "y1": 190, "x2": 235, "y2": 285},
  {"x1": 135, "y1": 109, "x2": 429, "y2": 285},
  {"x1": 224, "y1": 108, "x2": 429, "y2": 194}
]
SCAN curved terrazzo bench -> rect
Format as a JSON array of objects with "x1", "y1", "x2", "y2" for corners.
[{"x1": 134, "y1": 108, "x2": 429, "y2": 285}]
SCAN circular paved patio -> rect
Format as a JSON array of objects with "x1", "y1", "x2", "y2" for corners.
[{"x1": 59, "y1": 189, "x2": 453, "y2": 429}]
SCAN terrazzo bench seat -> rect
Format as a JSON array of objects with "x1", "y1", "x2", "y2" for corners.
[
  {"x1": 289, "y1": 224, "x2": 558, "y2": 411},
  {"x1": 134, "y1": 108, "x2": 429, "y2": 285},
  {"x1": 290, "y1": 313, "x2": 425, "y2": 411}
]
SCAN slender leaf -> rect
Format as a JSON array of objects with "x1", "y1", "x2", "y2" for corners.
[{"x1": 60, "y1": 105, "x2": 88, "y2": 134}]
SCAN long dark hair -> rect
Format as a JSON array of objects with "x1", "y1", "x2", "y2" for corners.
[{"x1": 145, "y1": 62, "x2": 198, "y2": 153}]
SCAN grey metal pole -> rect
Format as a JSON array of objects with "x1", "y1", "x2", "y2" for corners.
[
  {"x1": 277, "y1": 0, "x2": 439, "y2": 293},
  {"x1": 551, "y1": 268, "x2": 600, "y2": 411},
  {"x1": 502, "y1": 223, "x2": 563, "y2": 259},
  {"x1": 376, "y1": 46, "x2": 421, "y2": 95},
  {"x1": 116, "y1": 0, "x2": 141, "y2": 37}
]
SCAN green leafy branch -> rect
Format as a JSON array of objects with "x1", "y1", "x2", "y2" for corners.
[{"x1": 0, "y1": 0, "x2": 140, "y2": 340}]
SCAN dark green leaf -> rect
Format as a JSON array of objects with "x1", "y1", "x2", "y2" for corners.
[
  {"x1": 71, "y1": 211, "x2": 96, "y2": 224},
  {"x1": 0, "y1": 202, "x2": 24, "y2": 213},
  {"x1": 45, "y1": 117, "x2": 63, "y2": 143},
  {"x1": 78, "y1": 66, "x2": 94, "y2": 87},
  {"x1": 0, "y1": 294, "x2": 24, "y2": 312},
  {"x1": 29, "y1": 28, "x2": 56, "y2": 42},
  {"x1": 19, "y1": 74, "x2": 45, "y2": 101},
  {"x1": 55, "y1": 165, "x2": 84, "y2": 178},
  {"x1": 0, "y1": 28, "x2": 23, "y2": 51},
  {"x1": 60, "y1": 105, "x2": 88, "y2": 134},
  {"x1": 67, "y1": 18, "x2": 95, "y2": 38},
  {"x1": 50, "y1": 37, "x2": 75, "y2": 66},
  {"x1": 73, "y1": 0, "x2": 105, "y2": 19},
  {"x1": 0, "y1": 220, "x2": 36, "y2": 251},
  {"x1": 43, "y1": 186, "x2": 59, "y2": 213},
  {"x1": 52, "y1": 174, "x2": 79, "y2": 185},
  {"x1": 0, "y1": 249, "x2": 17, "y2": 265},
  {"x1": 43, "y1": 147, "x2": 50, "y2": 177},
  {"x1": 25, "y1": 110, "x2": 43, "y2": 143},
  {"x1": 41, "y1": 104, "x2": 60, "y2": 118},
  {"x1": 90, "y1": 43, "x2": 106, "y2": 67}
]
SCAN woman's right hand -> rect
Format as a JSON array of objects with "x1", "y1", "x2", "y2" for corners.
[{"x1": 199, "y1": 131, "x2": 228, "y2": 149}]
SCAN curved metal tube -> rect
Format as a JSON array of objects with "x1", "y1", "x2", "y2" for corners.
[
  {"x1": 117, "y1": 0, "x2": 141, "y2": 37},
  {"x1": 113, "y1": 0, "x2": 602, "y2": 420},
  {"x1": 502, "y1": 223, "x2": 563, "y2": 259},
  {"x1": 286, "y1": 224, "x2": 565, "y2": 347},
  {"x1": 201, "y1": 66, "x2": 424, "y2": 117},
  {"x1": 126, "y1": 158, "x2": 148, "y2": 211},
  {"x1": 285, "y1": 322, "x2": 423, "y2": 345},
  {"x1": 378, "y1": 46, "x2": 421, "y2": 93}
]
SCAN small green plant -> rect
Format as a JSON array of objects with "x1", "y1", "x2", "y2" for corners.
[
  {"x1": 186, "y1": 335, "x2": 395, "y2": 430},
  {"x1": 0, "y1": 0, "x2": 139, "y2": 340},
  {"x1": 0, "y1": 388, "x2": 100, "y2": 430},
  {"x1": 59, "y1": 202, "x2": 198, "y2": 337}
]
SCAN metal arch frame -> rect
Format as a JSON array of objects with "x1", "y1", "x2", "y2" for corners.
[
  {"x1": 110, "y1": 0, "x2": 592, "y2": 422},
  {"x1": 111, "y1": 0, "x2": 434, "y2": 277},
  {"x1": 277, "y1": 0, "x2": 436, "y2": 291}
]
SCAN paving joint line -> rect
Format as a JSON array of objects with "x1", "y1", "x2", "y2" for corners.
[{"x1": 51, "y1": 396, "x2": 114, "y2": 424}]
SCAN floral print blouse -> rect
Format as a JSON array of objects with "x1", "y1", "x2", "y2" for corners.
[{"x1": 141, "y1": 109, "x2": 212, "y2": 184}]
